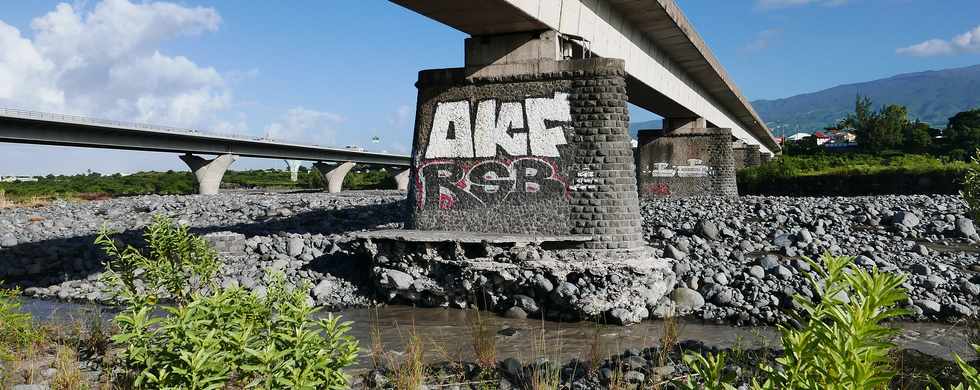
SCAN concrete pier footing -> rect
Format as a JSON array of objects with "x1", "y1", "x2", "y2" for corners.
[
  {"x1": 284, "y1": 160, "x2": 302, "y2": 182},
  {"x1": 394, "y1": 169, "x2": 410, "y2": 192},
  {"x1": 312, "y1": 161, "x2": 355, "y2": 193},
  {"x1": 179, "y1": 153, "x2": 238, "y2": 195}
]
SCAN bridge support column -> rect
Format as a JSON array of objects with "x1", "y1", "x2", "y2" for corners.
[
  {"x1": 394, "y1": 169, "x2": 410, "y2": 192},
  {"x1": 732, "y1": 143, "x2": 761, "y2": 170},
  {"x1": 180, "y1": 153, "x2": 238, "y2": 195},
  {"x1": 635, "y1": 128, "x2": 737, "y2": 198},
  {"x1": 313, "y1": 162, "x2": 355, "y2": 193},
  {"x1": 284, "y1": 160, "x2": 302, "y2": 182}
]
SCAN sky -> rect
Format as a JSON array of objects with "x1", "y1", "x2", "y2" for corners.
[{"x1": 0, "y1": 0, "x2": 979, "y2": 175}]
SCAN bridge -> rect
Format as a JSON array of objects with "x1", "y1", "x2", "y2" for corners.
[
  {"x1": 0, "y1": 108, "x2": 411, "y2": 194},
  {"x1": 393, "y1": 0, "x2": 776, "y2": 201}
]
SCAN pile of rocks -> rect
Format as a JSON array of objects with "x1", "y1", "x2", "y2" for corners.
[
  {"x1": 2, "y1": 190, "x2": 405, "y2": 310},
  {"x1": 643, "y1": 195, "x2": 980, "y2": 324},
  {"x1": 2, "y1": 191, "x2": 978, "y2": 325}
]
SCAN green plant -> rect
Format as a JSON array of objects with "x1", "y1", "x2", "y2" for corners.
[
  {"x1": 962, "y1": 149, "x2": 980, "y2": 220},
  {"x1": 51, "y1": 344, "x2": 88, "y2": 390},
  {"x1": 97, "y1": 214, "x2": 221, "y2": 305},
  {"x1": 949, "y1": 344, "x2": 979, "y2": 389},
  {"x1": 103, "y1": 215, "x2": 359, "y2": 389},
  {"x1": 677, "y1": 254, "x2": 909, "y2": 389},
  {"x1": 678, "y1": 352, "x2": 737, "y2": 390},
  {"x1": 0, "y1": 286, "x2": 40, "y2": 361}
]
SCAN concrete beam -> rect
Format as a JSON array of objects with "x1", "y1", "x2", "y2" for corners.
[
  {"x1": 284, "y1": 160, "x2": 302, "y2": 182},
  {"x1": 180, "y1": 153, "x2": 238, "y2": 195},
  {"x1": 394, "y1": 169, "x2": 410, "y2": 192},
  {"x1": 313, "y1": 162, "x2": 356, "y2": 193}
]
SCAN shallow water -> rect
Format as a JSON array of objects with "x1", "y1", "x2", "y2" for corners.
[{"x1": 18, "y1": 299, "x2": 977, "y2": 369}]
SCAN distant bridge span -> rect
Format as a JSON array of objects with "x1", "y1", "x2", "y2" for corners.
[{"x1": 0, "y1": 108, "x2": 411, "y2": 194}]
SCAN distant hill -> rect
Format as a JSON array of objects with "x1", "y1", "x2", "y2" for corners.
[
  {"x1": 752, "y1": 64, "x2": 980, "y2": 136},
  {"x1": 628, "y1": 119, "x2": 662, "y2": 139}
]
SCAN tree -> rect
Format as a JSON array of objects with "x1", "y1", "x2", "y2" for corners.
[
  {"x1": 902, "y1": 121, "x2": 932, "y2": 151},
  {"x1": 945, "y1": 108, "x2": 980, "y2": 153},
  {"x1": 840, "y1": 96, "x2": 910, "y2": 152}
]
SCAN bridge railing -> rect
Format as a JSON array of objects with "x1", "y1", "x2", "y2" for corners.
[{"x1": 0, "y1": 107, "x2": 301, "y2": 146}]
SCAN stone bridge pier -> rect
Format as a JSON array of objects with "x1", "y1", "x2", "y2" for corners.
[
  {"x1": 356, "y1": 31, "x2": 675, "y2": 325},
  {"x1": 635, "y1": 125, "x2": 738, "y2": 198}
]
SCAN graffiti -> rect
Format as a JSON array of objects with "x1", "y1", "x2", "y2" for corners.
[
  {"x1": 416, "y1": 157, "x2": 567, "y2": 209},
  {"x1": 644, "y1": 183, "x2": 671, "y2": 196},
  {"x1": 424, "y1": 92, "x2": 572, "y2": 159},
  {"x1": 645, "y1": 159, "x2": 713, "y2": 178},
  {"x1": 570, "y1": 168, "x2": 597, "y2": 192}
]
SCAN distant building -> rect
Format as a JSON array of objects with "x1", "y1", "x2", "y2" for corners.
[
  {"x1": 786, "y1": 132, "x2": 811, "y2": 142},
  {"x1": 812, "y1": 131, "x2": 831, "y2": 145},
  {"x1": 0, "y1": 176, "x2": 38, "y2": 182}
]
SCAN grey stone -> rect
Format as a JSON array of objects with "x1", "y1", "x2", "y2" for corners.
[
  {"x1": 504, "y1": 306, "x2": 528, "y2": 319},
  {"x1": 915, "y1": 299, "x2": 941, "y2": 315},
  {"x1": 948, "y1": 303, "x2": 973, "y2": 317},
  {"x1": 384, "y1": 269, "x2": 414, "y2": 290},
  {"x1": 697, "y1": 220, "x2": 720, "y2": 240},
  {"x1": 556, "y1": 282, "x2": 578, "y2": 298},
  {"x1": 512, "y1": 294, "x2": 539, "y2": 313},
  {"x1": 713, "y1": 273, "x2": 729, "y2": 285},
  {"x1": 664, "y1": 244, "x2": 686, "y2": 260},
  {"x1": 748, "y1": 265, "x2": 765, "y2": 279},
  {"x1": 287, "y1": 236, "x2": 305, "y2": 257},
  {"x1": 910, "y1": 264, "x2": 931, "y2": 275},
  {"x1": 711, "y1": 289, "x2": 733, "y2": 306},
  {"x1": 500, "y1": 358, "x2": 523, "y2": 378},
  {"x1": 798, "y1": 229, "x2": 813, "y2": 243},
  {"x1": 759, "y1": 255, "x2": 779, "y2": 270},
  {"x1": 775, "y1": 266, "x2": 793, "y2": 280},
  {"x1": 955, "y1": 217, "x2": 978, "y2": 238},
  {"x1": 892, "y1": 211, "x2": 920, "y2": 227},
  {"x1": 670, "y1": 288, "x2": 705, "y2": 313},
  {"x1": 0, "y1": 234, "x2": 16, "y2": 247},
  {"x1": 961, "y1": 281, "x2": 980, "y2": 296}
]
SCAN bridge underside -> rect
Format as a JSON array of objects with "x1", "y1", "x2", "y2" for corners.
[{"x1": 390, "y1": 0, "x2": 778, "y2": 154}]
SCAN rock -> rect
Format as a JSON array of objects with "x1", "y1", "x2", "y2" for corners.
[
  {"x1": 0, "y1": 234, "x2": 16, "y2": 247},
  {"x1": 798, "y1": 229, "x2": 813, "y2": 243},
  {"x1": 673, "y1": 261, "x2": 691, "y2": 276},
  {"x1": 759, "y1": 255, "x2": 779, "y2": 270},
  {"x1": 287, "y1": 236, "x2": 305, "y2": 257},
  {"x1": 13, "y1": 385, "x2": 49, "y2": 390},
  {"x1": 624, "y1": 370, "x2": 645, "y2": 383},
  {"x1": 500, "y1": 358, "x2": 523, "y2": 378},
  {"x1": 534, "y1": 275, "x2": 554, "y2": 292},
  {"x1": 948, "y1": 303, "x2": 973, "y2": 317},
  {"x1": 513, "y1": 294, "x2": 539, "y2": 313},
  {"x1": 670, "y1": 288, "x2": 705, "y2": 313},
  {"x1": 739, "y1": 240, "x2": 754, "y2": 252},
  {"x1": 556, "y1": 282, "x2": 578, "y2": 298},
  {"x1": 711, "y1": 289, "x2": 733, "y2": 306},
  {"x1": 713, "y1": 273, "x2": 729, "y2": 285},
  {"x1": 892, "y1": 211, "x2": 920, "y2": 228},
  {"x1": 915, "y1": 299, "x2": 941, "y2": 315},
  {"x1": 955, "y1": 217, "x2": 978, "y2": 238},
  {"x1": 961, "y1": 281, "x2": 980, "y2": 296},
  {"x1": 910, "y1": 264, "x2": 931, "y2": 276},
  {"x1": 775, "y1": 265, "x2": 793, "y2": 280},
  {"x1": 748, "y1": 265, "x2": 765, "y2": 279},
  {"x1": 658, "y1": 227, "x2": 675, "y2": 239},
  {"x1": 924, "y1": 275, "x2": 945, "y2": 289},
  {"x1": 384, "y1": 269, "x2": 414, "y2": 290},
  {"x1": 664, "y1": 244, "x2": 686, "y2": 260},
  {"x1": 697, "y1": 220, "x2": 720, "y2": 240},
  {"x1": 504, "y1": 307, "x2": 528, "y2": 319},
  {"x1": 312, "y1": 279, "x2": 333, "y2": 299}
]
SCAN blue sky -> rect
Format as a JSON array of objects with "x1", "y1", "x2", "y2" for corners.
[{"x1": 0, "y1": 0, "x2": 979, "y2": 175}]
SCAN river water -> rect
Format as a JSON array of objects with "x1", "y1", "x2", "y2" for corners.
[{"x1": 19, "y1": 299, "x2": 977, "y2": 370}]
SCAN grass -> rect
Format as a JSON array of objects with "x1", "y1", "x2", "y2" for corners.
[{"x1": 468, "y1": 308, "x2": 497, "y2": 371}]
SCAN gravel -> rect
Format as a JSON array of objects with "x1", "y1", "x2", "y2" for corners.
[{"x1": 2, "y1": 191, "x2": 978, "y2": 325}]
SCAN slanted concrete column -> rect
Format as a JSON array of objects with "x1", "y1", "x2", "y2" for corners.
[
  {"x1": 180, "y1": 153, "x2": 238, "y2": 195},
  {"x1": 312, "y1": 161, "x2": 355, "y2": 193},
  {"x1": 284, "y1": 160, "x2": 302, "y2": 182},
  {"x1": 635, "y1": 128, "x2": 737, "y2": 198},
  {"x1": 394, "y1": 169, "x2": 410, "y2": 192}
]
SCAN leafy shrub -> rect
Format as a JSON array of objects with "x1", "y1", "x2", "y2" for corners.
[
  {"x1": 962, "y1": 149, "x2": 980, "y2": 220},
  {"x1": 680, "y1": 253, "x2": 910, "y2": 389},
  {"x1": 96, "y1": 214, "x2": 221, "y2": 305},
  {"x1": 100, "y1": 215, "x2": 359, "y2": 389},
  {"x1": 0, "y1": 286, "x2": 39, "y2": 361}
]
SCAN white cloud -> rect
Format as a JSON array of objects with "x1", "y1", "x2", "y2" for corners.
[
  {"x1": 0, "y1": 0, "x2": 228, "y2": 127},
  {"x1": 897, "y1": 26, "x2": 980, "y2": 57},
  {"x1": 264, "y1": 107, "x2": 345, "y2": 145},
  {"x1": 756, "y1": 0, "x2": 847, "y2": 9},
  {"x1": 741, "y1": 29, "x2": 782, "y2": 53}
]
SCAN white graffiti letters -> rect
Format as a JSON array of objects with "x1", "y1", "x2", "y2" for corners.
[
  {"x1": 425, "y1": 92, "x2": 571, "y2": 158},
  {"x1": 426, "y1": 101, "x2": 474, "y2": 159}
]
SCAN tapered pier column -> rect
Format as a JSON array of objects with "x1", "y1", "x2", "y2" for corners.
[
  {"x1": 313, "y1": 161, "x2": 355, "y2": 193},
  {"x1": 284, "y1": 160, "x2": 302, "y2": 182},
  {"x1": 179, "y1": 153, "x2": 238, "y2": 195},
  {"x1": 394, "y1": 169, "x2": 410, "y2": 191}
]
